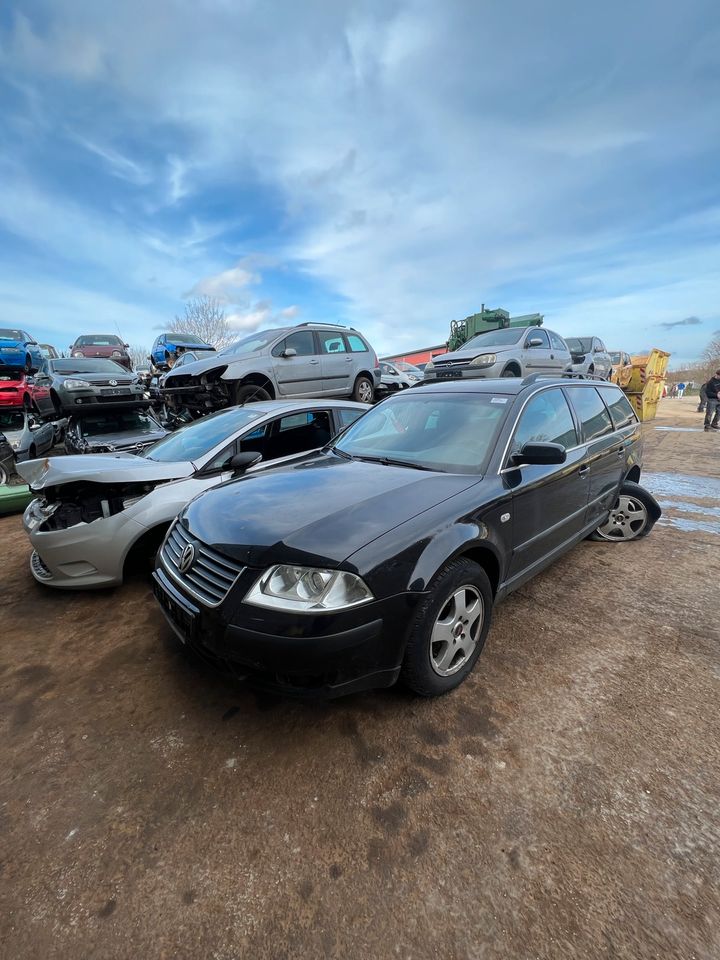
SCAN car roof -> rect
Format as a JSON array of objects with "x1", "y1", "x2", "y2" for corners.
[
  {"x1": 226, "y1": 399, "x2": 370, "y2": 414},
  {"x1": 410, "y1": 377, "x2": 623, "y2": 397}
]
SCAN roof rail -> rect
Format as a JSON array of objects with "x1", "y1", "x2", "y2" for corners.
[
  {"x1": 295, "y1": 321, "x2": 351, "y2": 329},
  {"x1": 521, "y1": 372, "x2": 613, "y2": 385}
]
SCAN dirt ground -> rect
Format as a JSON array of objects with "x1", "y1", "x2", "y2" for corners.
[{"x1": 1, "y1": 396, "x2": 718, "y2": 960}]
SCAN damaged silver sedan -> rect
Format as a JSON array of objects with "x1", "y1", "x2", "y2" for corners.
[{"x1": 17, "y1": 399, "x2": 368, "y2": 589}]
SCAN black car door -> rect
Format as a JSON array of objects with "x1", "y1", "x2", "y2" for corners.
[
  {"x1": 564, "y1": 386, "x2": 621, "y2": 527},
  {"x1": 504, "y1": 387, "x2": 589, "y2": 583}
]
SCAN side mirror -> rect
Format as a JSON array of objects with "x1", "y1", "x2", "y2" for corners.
[
  {"x1": 229, "y1": 451, "x2": 263, "y2": 474},
  {"x1": 28, "y1": 420, "x2": 43, "y2": 432},
  {"x1": 25, "y1": 376, "x2": 35, "y2": 384},
  {"x1": 512, "y1": 441, "x2": 566, "y2": 466},
  {"x1": 282, "y1": 347, "x2": 297, "y2": 358},
  {"x1": 527, "y1": 337, "x2": 543, "y2": 348},
  {"x1": 124, "y1": 343, "x2": 130, "y2": 349}
]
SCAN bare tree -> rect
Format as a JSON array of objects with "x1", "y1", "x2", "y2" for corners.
[
  {"x1": 702, "y1": 333, "x2": 720, "y2": 376},
  {"x1": 127, "y1": 344, "x2": 152, "y2": 369},
  {"x1": 173, "y1": 296, "x2": 235, "y2": 351}
]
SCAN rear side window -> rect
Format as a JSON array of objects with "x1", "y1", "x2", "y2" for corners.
[
  {"x1": 345, "y1": 334, "x2": 368, "y2": 352},
  {"x1": 597, "y1": 386, "x2": 637, "y2": 428},
  {"x1": 549, "y1": 332, "x2": 567, "y2": 351},
  {"x1": 509, "y1": 388, "x2": 578, "y2": 459},
  {"x1": 318, "y1": 332, "x2": 347, "y2": 354},
  {"x1": 566, "y1": 387, "x2": 613, "y2": 441}
]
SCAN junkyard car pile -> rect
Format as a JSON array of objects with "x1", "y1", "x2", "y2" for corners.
[{"x1": 14, "y1": 319, "x2": 662, "y2": 698}]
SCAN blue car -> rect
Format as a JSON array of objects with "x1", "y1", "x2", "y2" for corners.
[
  {"x1": 150, "y1": 332, "x2": 216, "y2": 368},
  {"x1": 0, "y1": 328, "x2": 44, "y2": 373}
]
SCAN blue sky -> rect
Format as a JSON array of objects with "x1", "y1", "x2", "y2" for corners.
[{"x1": 0, "y1": 0, "x2": 719, "y2": 365}]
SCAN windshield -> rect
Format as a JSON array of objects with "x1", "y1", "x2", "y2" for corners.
[
  {"x1": 220, "y1": 329, "x2": 284, "y2": 356},
  {"x1": 609, "y1": 352, "x2": 622, "y2": 364},
  {"x1": 143, "y1": 406, "x2": 263, "y2": 462},
  {"x1": 0, "y1": 410, "x2": 25, "y2": 431},
  {"x1": 51, "y1": 359, "x2": 128, "y2": 375},
  {"x1": 0, "y1": 328, "x2": 24, "y2": 341},
  {"x1": 79, "y1": 410, "x2": 162, "y2": 437},
  {"x1": 168, "y1": 333, "x2": 207, "y2": 345},
  {"x1": 463, "y1": 327, "x2": 525, "y2": 350},
  {"x1": 395, "y1": 362, "x2": 424, "y2": 376},
  {"x1": 334, "y1": 392, "x2": 510, "y2": 473},
  {"x1": 75, "y1": 335, "x2": 123, "y2": 346},
  {"x1": 566, "y1": 338, "x2": 593, "y2": 353}
]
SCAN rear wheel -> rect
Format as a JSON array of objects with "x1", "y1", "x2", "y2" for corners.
[
  {"x1": 24, "y1": 354, "x2": 32, "y2": 374},
  {"x1": 235, "y1": 382, "x2": 272, "y2": 404},
  {"x1": 400, "y1": 558, "x2": 493, "y2": 697},
  {"x1": 352, "y1": 375, "x2": 374, "y2": 403},
  {"x1": 589, "y1": 482, "x2": 658, "y2": 542}
]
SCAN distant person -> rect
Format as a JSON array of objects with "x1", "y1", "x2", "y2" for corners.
[
  {"x1": 677, "y1": 381, "x2": 686, "y2": 398},
  {"x1": 669, "y1": 383, "x2": 678, "y2": 398},
  {"x1": 704, "y1": 370, "x2": 720, "y2": 431},
  {"x1": 697, "y1": 382, "x2": 707, "y2": 413}
]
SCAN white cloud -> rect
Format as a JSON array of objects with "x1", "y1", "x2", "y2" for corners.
[{"x1": 186, "y1": 261, "x2": 259, "y2": 301}]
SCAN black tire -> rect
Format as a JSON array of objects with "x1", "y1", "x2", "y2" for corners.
[
  {"x1": 24, "y1": 354, "x2": 32, "y2": 374},
  {"x1": 29, "y1": 445, "x2": 37, "y2": 460},
  {"x1": 589, "y1": 481, "x2": 661, "y2": 542},
  {"x1": 352, "y1": 375, "x2": 374, "y2": 403},
  {"x1": 400, "y1": 558, "x2": 494, "y2": 697},
  {"x1": 0, "y1": 463, "x2": 8, "y2": 485},
  {"x1": 501, "y1": 367, "x2": 520, "y2": 378},
  {"x1": 235, "y1": 382, "x2": 272, "y2": 404},
  {"x1": 23, "y1": 394, "x2": 32, "y2": 411}
]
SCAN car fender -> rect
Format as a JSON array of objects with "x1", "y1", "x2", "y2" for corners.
[
  {"x1": 407, "y1": 521, "x2": 504, "y2": 593},
  {"x1": 125, "y1": 473, "x2": 231, "y2": 530},
  {"x1": 220, "y1": 357, "x2": 270, "y2": 382}
]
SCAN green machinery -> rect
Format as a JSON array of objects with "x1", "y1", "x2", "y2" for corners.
[{"x1": 447, "y1": 304, "x2": 544, "y2": 351}]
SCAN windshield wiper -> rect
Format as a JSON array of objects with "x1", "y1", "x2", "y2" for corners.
[
  {"x1": 332, "y1": 447, "x2": 354, "y2": 460},
  {"x1": 352, "y1": 455, "x2": 437, "y2": 472}
]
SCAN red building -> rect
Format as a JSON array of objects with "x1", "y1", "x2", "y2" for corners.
[{"x1": 381, "y1": 344, "x2": 447, "y2": 366}]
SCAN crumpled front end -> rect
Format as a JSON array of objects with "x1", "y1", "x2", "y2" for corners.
[
  {"x1": 161, "y1": 365, "x2": 231, "y2": 414},
  {"x1": 23, "y1": 478, "x2": 169, "y2": 589}
]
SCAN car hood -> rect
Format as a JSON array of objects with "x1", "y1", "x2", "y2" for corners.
[
  {"x1": 164, "y1": 350, "x2": 262, "y2": 381},
  {"x1": 16, "y1": 454, "x2": 194, "y2": 489},
  {"x1": 432, "y1": 343, "x2": 516, "y2": 362},
  {"x1": 181, "y1": 453, "x2": 481, "y2": 568},
  {"x1": 74, "y1": 429, "x2": 169, "y2": 452}
]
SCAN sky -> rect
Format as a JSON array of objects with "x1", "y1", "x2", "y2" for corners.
[{"x1": 0, "y1": 0, "x2": 719, "y2": 366}]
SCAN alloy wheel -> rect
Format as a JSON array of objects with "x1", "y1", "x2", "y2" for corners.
[
  {"x1": 595, "y1": 495, "x2": 649, "y2": 540},
  {"x1": 430, "y1": 585, "x2": 484, "y2": 676}
]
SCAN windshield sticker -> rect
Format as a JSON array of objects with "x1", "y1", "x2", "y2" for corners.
[{"x1": 490, "y1": 397, "x2": 509, "y2": 404}]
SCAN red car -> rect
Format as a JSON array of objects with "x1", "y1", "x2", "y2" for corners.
[
  {"x1": 69, "y1": 334, "x2": 131, "y2": 370},
  {"x1": 0, "y1": 371, "x2": 51, "y2": 411}
]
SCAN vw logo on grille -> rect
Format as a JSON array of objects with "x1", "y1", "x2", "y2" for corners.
[
  {"x1": 178, "y1": 543, "x2": 195, "y2": 574},
  {"x1": 109, "y1": 379, "x2": 118, "y2": 386}
]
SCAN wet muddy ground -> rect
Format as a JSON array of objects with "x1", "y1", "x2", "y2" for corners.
[{"x1": 1, "y1": 397, "x2": 718, "y2": 960}]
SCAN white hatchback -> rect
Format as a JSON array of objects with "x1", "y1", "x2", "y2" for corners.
[{"x1": 18, "y1": 399, "x2": 368, "y2": 589}]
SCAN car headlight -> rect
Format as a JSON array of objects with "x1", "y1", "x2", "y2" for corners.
[
  {"x1": 468, "y1": 353, "x2": 497, "y2": 367},
  {"x1": 111, "y1": 350, "x2": 123, "y2": 358},
  {"x1": 64, "y1": 379, "x2": 91, "y2": 389},
  {"x1": 72, "y1": 351, "x2": 85, "y2": 358},
  {"x1": 245, "y1": 564, "x2": 374, "y2": 612},
  {"x1": 10, "y1": 439, "x2": 21, "y2": 450},
  {"x1": 424, "y1": 361, "x2": 434, "y2": 374}
]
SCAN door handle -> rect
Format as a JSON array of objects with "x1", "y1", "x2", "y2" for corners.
[
  {"x1": 309, "y1": 359, "x2": 320, "y2": 364},
  {"x1": 616, "y1": 448, "x2": 624, "y2": 458},
  {"x1": 345, "y1": 357, "x2": 353, "y2": 362},
  {"x1": 578, "y1": 465, "x2": 590, "y2": 477}
]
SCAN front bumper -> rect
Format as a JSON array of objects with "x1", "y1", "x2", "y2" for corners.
[
  {"x1": 0, "y1": 392, "x2": 25, "y2": 406},
  {"x1": 152, "y1": 566, "x2": 424, "y2": 698},
  {"x1": 23, "y1": 500, "x2": 148, "y2": 588},
  {"x1": 425, "y1": 360, "x2": 505, "y2": 381},
  {"x1": 59, "y1": 389, "x2": 149, "y2": 412}
]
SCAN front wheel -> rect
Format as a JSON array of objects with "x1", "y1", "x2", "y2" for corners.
[
  {"x1": 235, "y1": 383, "x2": 272, "y2": 404},
  {"x1": 589, "y1": 482, "x2": 660, "y2": 542},
  {"x1": 501, "y1": 368, "x2": 519, "y2": 378},
  {"x1": 400, "y1": 558, "x2": 494, "y2": 697},
  {"x1": 352, "y1": 375, "x2": 374, "y2": 403}
]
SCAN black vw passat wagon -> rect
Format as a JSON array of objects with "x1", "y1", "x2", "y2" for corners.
[{"x1": 153, "y1": 377, "x2": 658, "y2": 698}]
